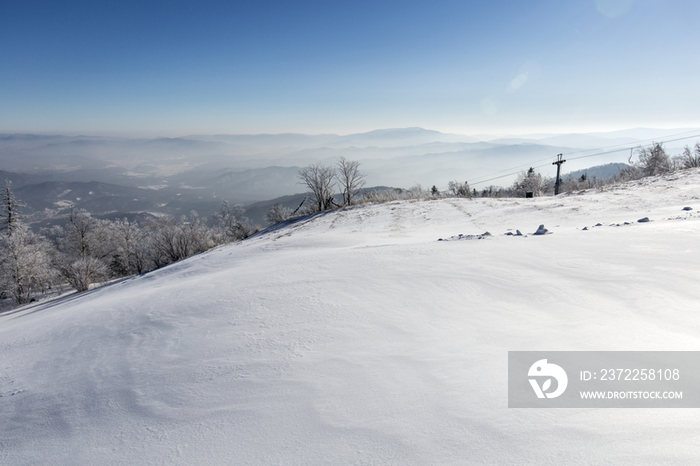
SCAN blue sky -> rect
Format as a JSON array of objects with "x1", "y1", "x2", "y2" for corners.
[{"x1": 2, "y1": 0, "x2": 698, "y2": 136}]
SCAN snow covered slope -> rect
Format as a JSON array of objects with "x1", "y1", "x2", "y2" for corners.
[{"x1": 3, "y1": 170, "x2": 700, "y2": 465}]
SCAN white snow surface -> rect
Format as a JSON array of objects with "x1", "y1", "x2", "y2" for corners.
[{"x1": 3, "y1": 170, "x2": 700, "y2": 465}]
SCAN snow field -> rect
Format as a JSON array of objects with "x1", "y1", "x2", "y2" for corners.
[{"x1": 2, "y1": 170, "x2": 700, "y2": 464}]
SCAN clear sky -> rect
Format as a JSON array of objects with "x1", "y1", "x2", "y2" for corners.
[{"x1": 2, "y1": 0, "x2": 698, "y2": 136}]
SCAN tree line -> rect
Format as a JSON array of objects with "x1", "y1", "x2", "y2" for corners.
[
  {"x1": 0, "y1": 186, "x2": 257, "y2": 306},
  {"x1": 0, "y1": 155, "x2": 369, "y2": 307}
]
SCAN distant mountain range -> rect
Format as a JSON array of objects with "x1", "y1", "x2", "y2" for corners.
[{"x1": 2, "y1": 127, "x2": 698, "y2": 229}]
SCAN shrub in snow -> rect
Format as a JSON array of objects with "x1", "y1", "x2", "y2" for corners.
[
  {"x1": 266, "y1": 204, "x2": 292, "y2": 225},
  {"x1": 637, "y1": 142, "x2": 671, "y2": 177},
  {"x1": 58, "y1": 256, "x2": 108, "y2": 293},
  {"x1": 147, "y1": 212, "x2": 214, "y2": 267},
  {"x1": 217, "y1": 201, "x2": 254, "y2": 241},
  {"x1": 679, "y1": 143, "x2": 700, "y2": 169},
  {"x1": 447, "y1": 181, "x2": 471, "y2": 198}
]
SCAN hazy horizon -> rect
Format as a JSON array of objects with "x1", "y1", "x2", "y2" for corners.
[{"x1": 4, "y1": 125, "x2": 700, "y2": 142}]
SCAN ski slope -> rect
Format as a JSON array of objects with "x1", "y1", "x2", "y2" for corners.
[{"x1": 3, "y1": 170, "x2": 700, "y2": 465}]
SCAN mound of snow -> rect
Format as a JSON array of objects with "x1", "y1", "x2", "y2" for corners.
[{"x1": 3, "y1": 170, "x2": 700, "y2": 465}]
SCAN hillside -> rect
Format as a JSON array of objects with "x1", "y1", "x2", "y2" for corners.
[{"x1": 2, "y1": 169, "x2": 700, "y2": 465}]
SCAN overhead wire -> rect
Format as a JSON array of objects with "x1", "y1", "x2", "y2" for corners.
[{"x1": 464, "y1": 131, "x2": 700, "y2": 188}]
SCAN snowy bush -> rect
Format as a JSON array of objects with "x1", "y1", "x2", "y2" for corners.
[
  {"x1": 678, "y1": 143, "x2": 700, "y2": 169},
  {"x1": 447, "y1": 181, "x2": 471, "y2": 198},
  {"x1": 58, "y1": 256, "x2": 108, "y2": 293},
  {"x1": 637, "y1": 142, "x2": 671, "y2": 177},
  {"x1": 217, "y1": 201, "x2": 254, "y2": 242},
  {"x1": 147, "y1": 212, "x2": 214, "y2": 267},
  {"x1": 266, "y1": 204, "x2": 292, "y2": 225},
  {"x1": 355, "y1": 185, "x2": 431, "y2": 204}
]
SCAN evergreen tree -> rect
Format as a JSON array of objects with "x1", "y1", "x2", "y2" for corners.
[{"x1": 1, "y1": 180, "x2": 26, "y2": 234}]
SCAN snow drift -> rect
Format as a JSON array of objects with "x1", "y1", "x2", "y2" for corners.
[{"x1": 3, "y1": 170, "x2": 700, "y2": 465}]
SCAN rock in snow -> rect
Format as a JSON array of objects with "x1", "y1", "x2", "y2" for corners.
[{"x1": 533, "y1": 224, "x2": 549, "y2": 235}]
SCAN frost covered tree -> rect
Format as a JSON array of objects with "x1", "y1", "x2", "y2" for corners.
[
  {"x1": 513, "y1": 167, "x2": 548, "y2": 197},
  {"x1": 180, "y1": 211, "x2": 215, "y2": 252},
  {"x1": 336, "y1": 157, "x2": 366, "y2": 205},
  {"x1": 680, "y1": 143, "x2": 700, "y2": 169},
  {"x1": 60, "y1": 256, "x2": 108, "y2": 293},
  {"x1": 447, "y1": 181, "x2": 471, "y2": 197},
  {"x1": 145, "y1": 216, "x2": 180, "y2": 268},
  {"x1": 55, "y1": 208, "x2": 114, "y2": 292},
  {"x1": 0, "y1": 185, "x2": 57, "y2": 304},
  {"x1": 1, "y1": 180, "x2": 26, "y2": 235},
  {"x1": 61, "y1": 208, "x2": 99, "y2": 258},
  {"x1": 147, "y1": 211, "x2": 214, "y2": 267},
  {"x1": 298, "y1": 163, "x2": 336, "y2": 212},
  {"x1": 0, "y1": 224, "x2": 57, "y2": 304},
  {"x1": 637, "y1": 142, "x2": 671, "y2": 177},
  {"x1": 217, "y1": 200, "x2": 253, "y2": 242},
  {"x1": 265, "y1": 203, "x2": 292, "y2": 225},
  {"x1": 110, "y1": 218, "x2": 151, "y2": 276}
]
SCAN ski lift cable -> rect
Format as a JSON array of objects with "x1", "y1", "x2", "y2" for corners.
[
  {"x1": 565, "y1": 132, "x2": 700, "y2": 161},
  {"x1": 466, "y1": 132, "x2": 700, "y2": 187},
  {"x1": 559, "y1": 128, "x2": 700, "y2": 157},
  {"x1": 465, "y1": 129, "x2": 700, "y2": 186}
]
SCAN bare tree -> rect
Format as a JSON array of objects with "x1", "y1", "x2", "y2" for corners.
[
  {"x1": 336, "y1": 157, "x2": 366, "y2": 205},
  {"x1": 1, "y1": 180, "x2": 26, "y2": 235},
  {"x1": 298, "y1": 163, "x2": 336, "y2": 212}
]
